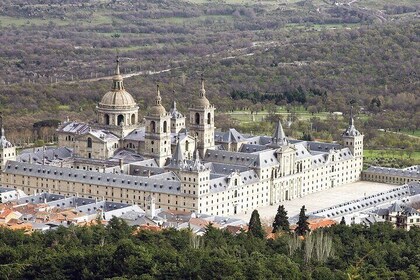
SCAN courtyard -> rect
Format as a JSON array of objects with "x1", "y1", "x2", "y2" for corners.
[{"x1": 233, "y1": 181, "x2": 397, "y2": 223}]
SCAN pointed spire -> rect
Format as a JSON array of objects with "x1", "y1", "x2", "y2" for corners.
[
  {"x1": 200, "y1": 74, "x2": 206, "y2": 98},
  {"x1": 193, "y1": 135, "x2": 200, "y2": 162},
  {"x1": 173, "y1": 100, "x2": 177, "y2": 110},
  {"x1": 112, "y1": 56, "x2": 124, "y2": 91},
  {"x1": 272, "y1": 119, "x2": 287, "y2": 146},
  {"x1": 349, "y1": 106, "x2": 354, "y2": 126},
  {"x1": 155, "y1": 84, "x2": 162, "y2": 106},
  {"x1": 0, "y1": 112, "x2": 4, "y2": 138},
  {"x1": 172, "y1": 136, "x2": 184, "y2": 165},
  {"x1": 193, "y1": 148, "x2": 202, "y2": 170},
  {"x1": 343, "y1": 106, "x2": 360, "y2": 136},
  {"x1": 115, "y1": 56, "x2": 121, "y2": 75},
  {"x1": 194, "y1": 74, "x2": 210, "y2": 108}
]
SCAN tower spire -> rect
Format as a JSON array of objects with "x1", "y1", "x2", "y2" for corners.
[
  {"x1": 343, "y1": 106, "x2": 360, "y2": 136},
  {"x1": 271, "y1": 119, "x2": 287, "y2": 146},
  {"x1": 156, "y1": 84, "x2": 162, "y2": 106},
  {"x1": 349, "y1": 106, "x2": 354, "y2": 126},
  {"x1": 112, "y1": 56, "x2": 124, "y2": 91},
  {"x1": 200, "y1": 74, "x2": 206, "y2": 98},
  {"x1": 172, "y1": 136, "x2": 184, "y2": 165},
  {"x1": 115, "y1": 56, "x2": 121, "y2": 75},
  {"x1": 0, "y1": 113, "x2": 4, "y2": 138}
]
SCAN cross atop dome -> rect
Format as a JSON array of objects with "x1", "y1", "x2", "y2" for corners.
[{"x1": 112, "y1": 56, "x2": 124, "y2": 91}]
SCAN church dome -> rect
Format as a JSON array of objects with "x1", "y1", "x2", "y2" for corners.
[
  {"x1": 195, "y1": 96, "x2": 210, "y2": 108},
  {"x1": 99, "y1": 89, "x2": 137, "y2": 109},
  {"x1": 149, "y1": 104, "x2": 167, "y2": 116},
  {"x1": 98, "y1": 58, "x2": 137, "y2": 109},
  {"x1": 148, "y1": 85, "x2": 167, "y2": 116}
]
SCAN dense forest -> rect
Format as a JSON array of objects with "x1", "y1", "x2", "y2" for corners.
[
  {"x1": 0, "y1": 0, "x2": 418, "y2": 152},
  {"x1": 0, "y1": 217, "x2": 419, "y2": 279}
]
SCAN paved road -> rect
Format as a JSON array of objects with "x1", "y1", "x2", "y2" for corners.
[{"x1": 232, "y1": 181, "x2": 396, "y2": 224}]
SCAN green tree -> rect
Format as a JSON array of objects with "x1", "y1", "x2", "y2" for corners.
[
  {"x1": 272, "y1": 205, "x2": 290, "y2": 233},
  {"x1": 248, "y1": 210, "x2": 265, "y2": 239},
  {"x1": 295, "y1": 206, "x2": 310, "y2": 236},
  {"x1": 106, "y1": 217, "x2": 133, "y2": 242}
]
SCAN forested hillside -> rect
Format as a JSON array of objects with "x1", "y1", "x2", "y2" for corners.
[
  {"x1": 0, "y1": 0, "x2": 418, "y2": 148},
  {"x1": 0, "y1": 218, "x2": 419, "y2": 279}
]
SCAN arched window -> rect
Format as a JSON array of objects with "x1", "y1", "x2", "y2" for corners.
[
  {"x1": 207, "y1": 112, "x2": 211, "y2": 124},
  {"x1": 185, "y1": 140, "x2": 189, "y2": 151},
  {"x1": 195, "y1": 113, "x2": 200, "y2": 125},
  {"x1": 104, "y1": 114, "x2": 110, "y2": 125},
  {"x1": 87, "y1": 137, "x2": 92, "y2": 148},
  {"x1": 163, "y1": 121, "x2": 167, "y2": 133},
  {"x1": 131, "y1": 114, "x2": 136, "y2": 125},
  {"x1": 117, "y1": 115, "x2": 124, "y2": 126},
  {"x1": 150, "y1": 121, "x2": 156, "y2": 133}
]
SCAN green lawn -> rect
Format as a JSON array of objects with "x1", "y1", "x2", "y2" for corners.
[
  {"x1": 363, "y1": 149, "x2": 420, "y2": 169},
  {"x1": 400, "y1": 129, "x2": 420, "y2": 137}
]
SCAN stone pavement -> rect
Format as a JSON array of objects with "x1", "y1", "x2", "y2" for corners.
[{"x1": 232, "y1": 181, "x2": 396, "y2": 224}]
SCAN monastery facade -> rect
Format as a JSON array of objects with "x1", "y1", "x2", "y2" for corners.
[{"x1": 1, "y1": 59, "x2": 364, "y2": 216}]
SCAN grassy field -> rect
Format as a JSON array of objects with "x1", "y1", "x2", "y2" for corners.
[
  {"x1": 400, "y1": 130, "x2": 420, "y2": 137},
  {"x1": 364, "y1": 149, "x2": 420, "y2": 169}
]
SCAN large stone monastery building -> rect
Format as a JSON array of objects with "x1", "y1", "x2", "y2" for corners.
[{"x1": 1, "y1": 59, "x2": 364, "y2": 216}]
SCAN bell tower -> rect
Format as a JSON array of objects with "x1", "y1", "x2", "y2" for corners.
[
  {"x1": 0, "y1": 114, "x2": 16, "y2": 169},
  {"x1": 189, "y1": 76, "x2": 215, "y2": 157},
  {"x1": 342, "y1": 107, "x2": 364, "y2": 177},
  {"x1": 144, "y1": 85, "x2": 172, "y2": 167}
]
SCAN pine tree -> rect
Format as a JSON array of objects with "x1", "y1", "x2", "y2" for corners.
[
  {"x1": 272, "y1": 205, "x2": 290, "y2": 233},
  {"x1": 248, "y1": 210, "x2": 265, "y2": 239},
  {"x1": 295, "y1": 205, "x2": 310, "y2": 236},
  {"x1": 340, "y1": 217, "x2": 346, "y2": 225}
]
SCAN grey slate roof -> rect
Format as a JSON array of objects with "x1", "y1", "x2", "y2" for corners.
[
  {"x1": 304, "y1": 140, "x2": 341, "y2": 152},
  {"x1": 343, "y1": 112, "x2": 361, "y2": 137},
  {"x1": 5, "y1": 161, "x2": 182, "y2": 195},
  {"x1": 57, "y1": 121, "x2": 90, "y2": 135},
  {"x1": 204, "y1": 149, "x2": 278, "y2": 168},
  {"x1": 207, "y1": 162, "x2": 249, "y2": 175},
  {"x1": 365, "y1": 166, "x2": 420, "y2": 179},
  {"x1": 215, "y1": 128, "x2": 246, "y2": 143},
  {"x1": 110, "y1": 149, "x2": 144, "y2": 163},
  {"x1": 269, "y1": 120, "x2": 288, "y2": 147},
  {"x1": 124, "y1": 127, "x2": 145, "y2": 141},
  {"x1": 18, "y1": 147, "x2": 73, "y2": 164},
  {"x1": 87, "y1": 130, "x2": 119, "y2": 142},
  {"x1": 167, "y1": 140, "x2": 184, "y2": 168},
  {"x1": 299, "y1": 183, "x2": 420, "y2": 221},
  {"x1": 129, "y1": 164, "x2": 166, "y2": 177},
  {"x1": 239, "y1": 144, "x2": 270, "y2": 153}
]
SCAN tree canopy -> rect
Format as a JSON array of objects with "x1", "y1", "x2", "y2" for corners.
[
  {"x1": 272, "y1": 205, "x2": 290, "y2": 233},
  {"x1": 0, "y1": 219, "x2": 419, "y2": 279}
]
